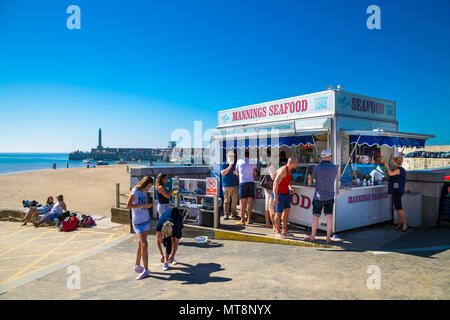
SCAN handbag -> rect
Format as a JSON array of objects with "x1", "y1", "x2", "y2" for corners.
[{"x1": 260, "y1": 174, "x2": 274, "y2": 190}]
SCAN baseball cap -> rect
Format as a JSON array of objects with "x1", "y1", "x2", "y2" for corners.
[{"x1": 321, "y1": 149, "x2": 332, "y2": 157}]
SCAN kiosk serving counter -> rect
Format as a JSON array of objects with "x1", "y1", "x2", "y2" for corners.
[{"x1": 210, "y1": 90, "x2": 434, "y2": 232}]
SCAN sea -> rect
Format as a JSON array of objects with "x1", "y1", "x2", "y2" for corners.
[{"x1": 0, "y1": 153, "x2": 149, "y2": 176}]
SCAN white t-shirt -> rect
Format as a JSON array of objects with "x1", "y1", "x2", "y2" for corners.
[
  {"x1": 236, "y1": 158, "x2": 257, "y2": 184},
  {"x1": 130, "y1": 188, "x2": 149, "y2": 224}
]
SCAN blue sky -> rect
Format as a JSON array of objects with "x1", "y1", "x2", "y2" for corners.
[{"x1": 0, "y1": 0, "x2": 449, "y2": 152}]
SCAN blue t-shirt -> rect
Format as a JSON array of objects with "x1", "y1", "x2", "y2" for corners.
[
  {"x1": 155, "y1": 208, "x2": 183, "y2": 239},
  {"x1": 220, "y1": 162, "x2": 239, "y2": 187},
  {"x1": 312, "y1": 161, "x2": 337, "y2": 201}
]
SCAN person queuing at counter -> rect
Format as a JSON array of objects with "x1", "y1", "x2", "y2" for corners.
[
  {"x1": 382, "y1": 156, "x2": 408, "y2": 232},
  {"x1": 272, "y1": 156, "x2": 298, "y2": 238},
  {"x1": 260, "y1": 148, "x2": 277, "y2": 229},
  {"x1": 155, "y1": 173, "x2": 178, "y2": 217},
  {"x1": 305, "y1": 150, "x2": 337, "y2": 244},
  {"x1": 235, "y1": 149, "x2": 257, "y2": 225},
  {"x1": 220, "y1": 151, "x2": 239, "y2": 220}
]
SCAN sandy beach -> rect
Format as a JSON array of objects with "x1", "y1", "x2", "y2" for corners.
[{"x1": 0, "y1": 165, "x2": 144, "y2": 217}]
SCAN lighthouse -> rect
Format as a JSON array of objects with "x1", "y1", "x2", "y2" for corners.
[{"x1": 97, "y1": 128, "x2": 103, "y2": 150}]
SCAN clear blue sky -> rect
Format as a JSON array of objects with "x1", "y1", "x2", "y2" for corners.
[{"x1": 0, "y1": 0, "x2": 449, "y2": 152}]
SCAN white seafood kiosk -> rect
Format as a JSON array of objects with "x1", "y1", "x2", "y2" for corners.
[{"x1": 210, "y1": 90, "x2": 434, "y2": 232}]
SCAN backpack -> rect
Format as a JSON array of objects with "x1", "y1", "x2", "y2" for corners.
[
  {"x1": 60, "y1": 216, "x2": 79, "y2": 232},
  {"x1": 79, "y1": 215, "x2": 96, "y2": 227},
  {"x1": 57, "y1": 211, "x2": 72, "y2": 221}
]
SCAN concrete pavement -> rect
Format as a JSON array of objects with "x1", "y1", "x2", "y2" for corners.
[{"x1": 0, "y1": 221, "x2": 449, "y2": 300}]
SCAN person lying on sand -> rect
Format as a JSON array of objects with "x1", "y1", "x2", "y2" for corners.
[{"x1": 21, "y1": 196, "x2": 54, "y2": 226}]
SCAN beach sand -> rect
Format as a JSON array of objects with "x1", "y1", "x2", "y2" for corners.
[{"x1": 0, "y1": 165, "x2": 144, "y2": 217}]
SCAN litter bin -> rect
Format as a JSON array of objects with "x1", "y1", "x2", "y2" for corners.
[
  {"x1": 199, "y1": 209, "x2": 214, "y2": 227},
  {"x1": 394, "y1": 192, "x2": 422, "y2": 227}
]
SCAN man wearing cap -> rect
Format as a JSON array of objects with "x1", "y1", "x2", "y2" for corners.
[
  {"x1": 220, "y1": 150, "x2": 239, "y2": 220},
  {"x1": 155, "y1": 207, "x2": 184, "y2": 271},
  {"x1": 305, "y1": 149, "x2": 337, "y2": 244}
]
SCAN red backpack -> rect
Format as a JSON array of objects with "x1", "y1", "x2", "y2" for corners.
[{"x1": 60, "y1": 216, "x2": 79, "y2": 232}]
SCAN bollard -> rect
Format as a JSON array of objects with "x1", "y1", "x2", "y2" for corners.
[
  {"x1": 213, "y1": 195, "x2": 219, "y2": 229},
  {"x1": 116, "y1": 183, "x2": 120, "y2": 208}
]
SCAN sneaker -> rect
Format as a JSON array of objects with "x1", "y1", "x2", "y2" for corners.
[
  {"x1": 171, "y1": 259, "x2": 177, "y2": 265},
  {"x1": 136, "y1": 269, "x2": 150, "y2": 280},
  {"x1": 162, "y1": 262, "x2": 169, "y2": 271},
  {"x1": 134, "y1": 265, "x2": 145, "y2": 273}
]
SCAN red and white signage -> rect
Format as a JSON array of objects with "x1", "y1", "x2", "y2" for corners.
[{"x1": 206, "y1": 177, "x2": 218, "y2": 196}]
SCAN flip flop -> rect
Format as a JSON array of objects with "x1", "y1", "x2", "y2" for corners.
[{"x1": 304, "y1": 236, "x2": 315, "y2": 242}]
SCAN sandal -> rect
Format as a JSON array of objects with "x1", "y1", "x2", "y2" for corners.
[
  {"x1": 304, "y1": 236, "x2": 315, "y2": 242},
  {"x1": 395, "y1": 224, "x2": 402, "y2": 230},
  {"x1": 401, "y1": 225, "x2": 409, "y2": 232}
]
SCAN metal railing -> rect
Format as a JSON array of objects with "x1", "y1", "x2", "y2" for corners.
[
  {"x1": 115, "y1": 178, "x2": 220, "y2": 229},
  {"x1": 115, "y1": 183, "x2": 129, "y2": 208}
]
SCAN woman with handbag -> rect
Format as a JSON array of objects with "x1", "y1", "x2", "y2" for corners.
[{"x1": 260, "y1": 148, "x2": 277, "y2": 229}]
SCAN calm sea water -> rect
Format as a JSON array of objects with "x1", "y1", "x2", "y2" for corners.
[{"x1": 0, "y1": 153, "x2": 88, "y2": 175}]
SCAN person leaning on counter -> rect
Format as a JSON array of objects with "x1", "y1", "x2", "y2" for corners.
[{"x1": 382, "y1": 156, "x2": 408, "y2": 232}]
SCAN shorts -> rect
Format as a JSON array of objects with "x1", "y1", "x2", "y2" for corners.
[
  {"x1": 239, "y1": 182, "x2": 255, "y2": 199},
  {"x1": 273, "y1": 193, "x2": 291, "y2": 213},
  {"x1": 264, "y1": 188, "x2": 274, "y2": 212},
  {"x1": 157, "y1": 203, "x2": 172, "y2": 216},
  {"x1": 163, "y1": 236, "x2": 172, "y2": 255},
  {"x1": 312, "y1": 199, "x2": 334, "y2": 216},
  {"x1": 392, "y1": 192, "x2": 403, "y2": 210},
  {"x1": 36, "y1": 206, "x2": 51, "y2": 214},
  {"x1": 133, "y1": 221, "x2": 150, "y2": 234}
]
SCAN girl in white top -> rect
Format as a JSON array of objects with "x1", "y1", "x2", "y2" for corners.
[{"x1": 126, "y1": 176, "x2": 153, "y2": 280}]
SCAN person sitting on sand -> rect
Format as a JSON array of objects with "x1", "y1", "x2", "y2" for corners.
[
  {"x1": 33, "y1": 195, "x2": 67, "y2": 228},
  {"x1": 21, "y1": 196, "x2": 54, "y2": 226}
]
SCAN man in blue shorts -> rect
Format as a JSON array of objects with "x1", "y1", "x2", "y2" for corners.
[
  {"x1": 273, "y1": 156, "x2": 298, "y2": 238},
  {"x1": 305, "y1": 150, "x2": 337, "y2": 244},
  {"x1": 155, "y1": 207, "x2": 183, "y2": 271}
]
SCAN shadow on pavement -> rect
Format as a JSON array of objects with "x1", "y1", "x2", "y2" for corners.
[
  {"x1": 150, "y1": 262, "x2": 232, "y2": 285},
  {"x1": 179, "y1": 241, "x2": 223, "y2": 249}
]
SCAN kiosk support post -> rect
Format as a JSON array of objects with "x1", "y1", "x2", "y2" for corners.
[
  {"x1": 213, "y1": 195, "x2": 219, "y2": 229},
  {"x1": 116, "y1": 183, "x2": 120, "y2": 208}
]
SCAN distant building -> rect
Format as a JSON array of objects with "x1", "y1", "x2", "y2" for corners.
[{"x1": 68, "y1": 130, "x2": 209, "y2": 164}]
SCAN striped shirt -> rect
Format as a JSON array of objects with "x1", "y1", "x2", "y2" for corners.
[{"x1": 312, "y1": 161, "x2": 337, "y2": 201}]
